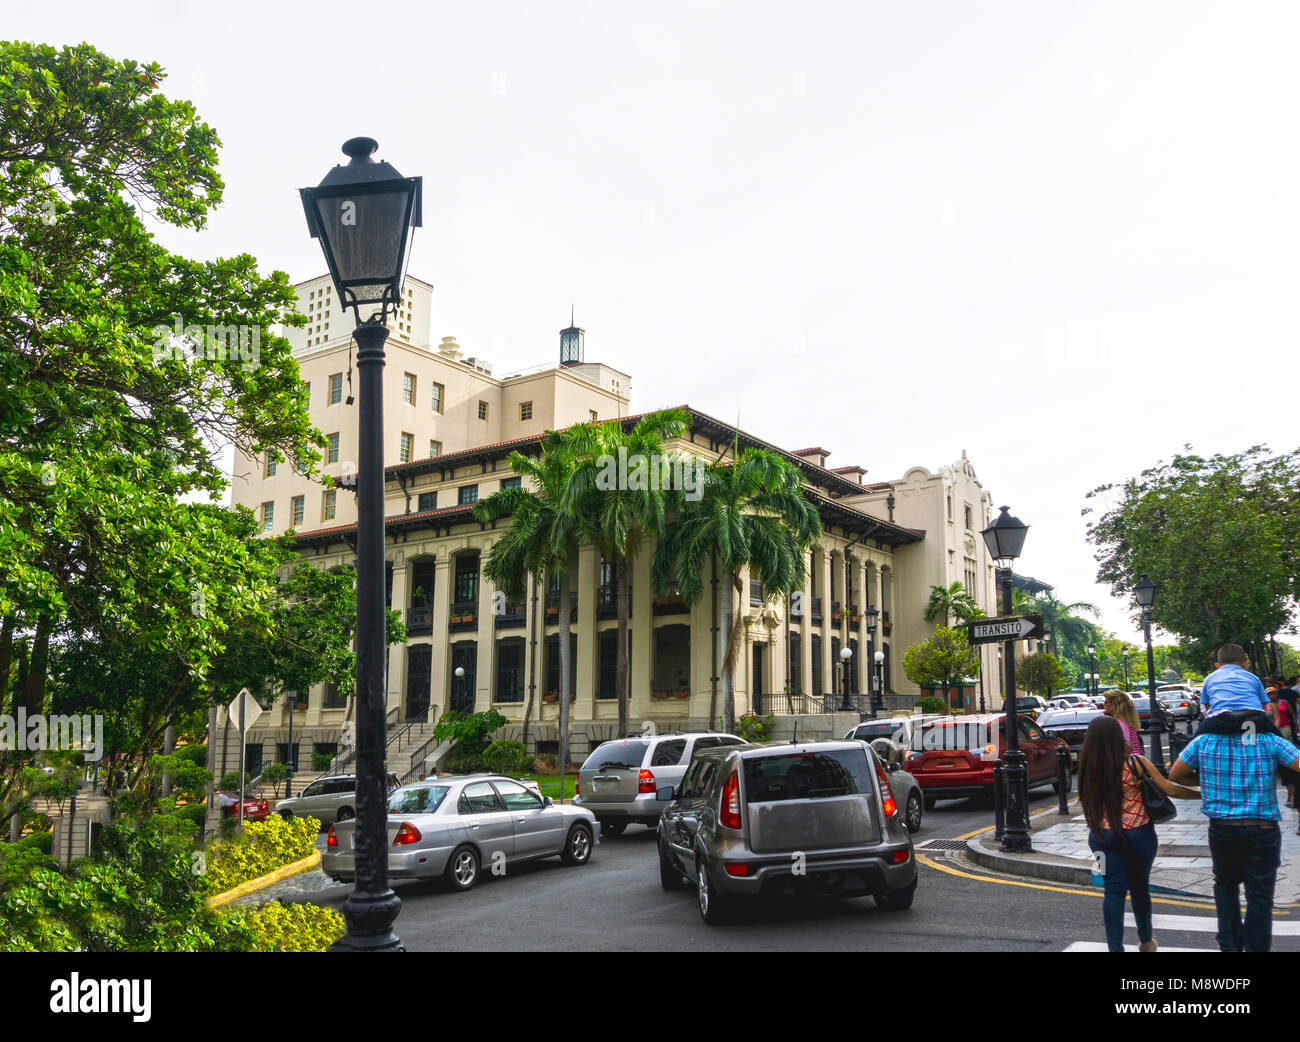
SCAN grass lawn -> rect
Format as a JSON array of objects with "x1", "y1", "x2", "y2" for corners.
[{"x1": 520, "y1": 773, "x2": 578, "y2": 801}]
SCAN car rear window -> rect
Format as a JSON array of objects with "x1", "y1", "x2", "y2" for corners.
[
  {"x1": 583, "y1": 740, "x2": 649, "y2": 771},
  {"x1": 650, "y1": 739, "x2": 687, "y2": 766},
  {"x1": 911, "y1": 720, "x2": 996, "y2": 753},
  {"x1": 852, "y1": 721, "x2": 904, "y2": 742},
  {"x1": 388, "y1": 786, "x2": 450, "y2": 814},
  {"x1": 742, "y1": 749, "x2": 872, "y2": 803}
]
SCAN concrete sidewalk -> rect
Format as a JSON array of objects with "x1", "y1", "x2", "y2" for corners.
[{"x1": 967, "y1": 792, "x2": 1300, "y2": 905}]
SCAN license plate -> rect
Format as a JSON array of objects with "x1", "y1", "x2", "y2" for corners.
[{"x1": 592, "y1": 777, "x2": 618, "y2": 792}]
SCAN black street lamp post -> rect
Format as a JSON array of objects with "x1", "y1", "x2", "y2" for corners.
[
  {"x1": 300, "y1": 137, "x2": 421, "y2": 953},
  {"x1": 839, "y1": 645, "x2": 854, "y2": 712},
  {"x1": 285, "y1": 692, "x2": 297, "y2": 800},
  {"x1": 1122, "y1": 648, "x2": 1130, "y2": 692},
  {"x1": 865, "y1": 605, "x2": 880, "y2": 717},
  {"x1": 981, "y1": 506, "x2": 1031, "y2": 853},
  {"x1": 1134, "y1": 575, "x2": 1166, "y2": 771},
  {"x1": 1087, "y1": 643, "x2": 1097, "y2": 698},
  {"x1": 873, "y1": 650, "x2": 885, "y2": 713}
]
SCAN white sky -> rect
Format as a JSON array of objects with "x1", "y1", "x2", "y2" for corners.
[{"x1": 14, "y1": 1, "x2": 1300, "y2": 647}]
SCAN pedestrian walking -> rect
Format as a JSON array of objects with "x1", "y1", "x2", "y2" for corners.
[
  {"x1": 1103, "y1": 690, "x2": 1143, "y2": 755},
  {"x1": 1170, "y1": 687, "x2": 1300, "y2": 952},
  {"x1": 1079, "y1": 715, "x2": 1200, "y2": 952}
]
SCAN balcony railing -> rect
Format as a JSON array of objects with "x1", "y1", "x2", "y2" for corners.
[
  {"x1": 450, "y1": 600, "x2": 477, "y2": 631},
  {"x1": 494, "y1": 603, "x2": 525, "y2": 629},
  {"x1": 546, "y1": 590, "x2": 579, "y2": 622},
  {"x1": 595, "y1": 588, "x2": 630, "y2": 620},
  {"x1": 406, "y1": 604, "x2": 432, "y2": 635}
]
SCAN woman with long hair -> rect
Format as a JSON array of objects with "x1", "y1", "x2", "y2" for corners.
[
  {"x1": 1078, "y1": 715, "x2": 1199, "y2": 952},
  {"x1": 1103, "y1": 690, "x2": 1142, "y2": 755}
]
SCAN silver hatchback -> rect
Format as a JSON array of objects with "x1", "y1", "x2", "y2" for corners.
[{"x1": 657, "y1": 740, "x2": 917, "y2": 924}]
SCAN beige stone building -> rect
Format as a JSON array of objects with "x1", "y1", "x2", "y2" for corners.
[{"x1": 224, "y1": 276, "x2": 1023, "y2": 777}]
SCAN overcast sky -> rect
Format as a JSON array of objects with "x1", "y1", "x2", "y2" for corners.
[{"x1": 15, "y1": 1, "x2": 1300, "y2": 647}]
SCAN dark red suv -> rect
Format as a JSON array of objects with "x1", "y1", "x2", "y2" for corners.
[{"x1": 905, "y1": 714, "x2": 1068, "y2": 808}]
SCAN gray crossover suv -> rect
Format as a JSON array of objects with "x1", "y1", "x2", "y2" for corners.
[
  {"x1": 657, "y1": 740, "x2": 917, "y2": 924},
  {"x1": 575, "y1": 732, "x2": 746, "y2": 835}
]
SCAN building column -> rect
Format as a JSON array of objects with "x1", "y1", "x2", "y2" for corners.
[
  {"x1": 856, "y1": 556, "x2": 869, "y2": 693},
  {"x1": 800, "y1": 549, "x2": 813, "y2": 698},
  {"x1": 819, "y1": 550, "x2": 833, "y2": 697},
  {"x1": 631, "y1": 548, "x2": 652, "y2": 717},
  {"x1": 387, "y1": 554, "x2": 410, "y2": 714},
  {"x1": 430, "y1": 556, "x2": 451, "y2": 717},
  {"x1": 475, "y1": 549, "x2": 495, "y2": 713}
]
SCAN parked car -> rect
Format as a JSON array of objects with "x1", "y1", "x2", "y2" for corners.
[
  {"x1": 323, "y1": 775, "x2": 596, "y2": 890},
  {"x1": 1157, "y1": 685, "x2": 1200, "y2": 721},
  {"x1": 843, "y1": 715, "x2": 944, "y2": 764},
  {"x1": 656, "y1": 740, "x2": 916, "y2": 923},
  {"x1": 216, "y1": 791, "x2": 271, "y2": 822},
  {"x1": 1009, "y1": 695, "x2": 1048, "y2": 720},
  {"x1": 275, "y1": 774, "x2": 358, "y2": 826},
  {"x1": 1129, "y1": 697, "x2": 1175, "y2": 729},
  {"x1": 1045, "y1": 694, "x2": 1091, "y2": 711},
  {"x1": 905, "y1": 714, "x2": 1069, "y2": 807},
  {"x1": 575, "y1": 732, "x2": 746, "y2": 835},
  {"x1": 1037, "y1": 705, "x2": 1103, "y2": 759}
]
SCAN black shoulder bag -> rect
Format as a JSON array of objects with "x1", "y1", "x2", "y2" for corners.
[{"x1": 1129, "y1": 755, "x2": 1177, "y2": 824}]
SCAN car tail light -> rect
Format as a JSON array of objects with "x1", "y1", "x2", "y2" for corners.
[
  {"x1": 724, "y1": 863, "x2": 750, "y2": 876},
  {"x1": 873, "y1": 757, "x2": 897, "y2": 818},
  {"x1": 327, "y1": 824, "x2": 337, "y2": 847},
  {"x1": 638, "y1": 769, "x2": 656, "y2": 794},
  {"x1": 574, "y1": 779, "x2": 580, "y2": 795},
  {"x1": 393, "y1": 822, "x2": 422, "y2": 846},
  {"x1": 891, "y1": 849, "x2": 910, "y2": 864},
  {"x1": 720, "y1": 772, "x2": 742, "y2": 830}
]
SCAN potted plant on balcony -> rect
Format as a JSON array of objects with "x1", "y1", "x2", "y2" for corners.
[
  {"x1": 542, "y1": 690, "x2": 559, "y2": 704},
  {"x1": 651, "y1": 689, "x2": 669, "y2": 700},
  {"x1": 672, "y1": 687, "x2": 690, "y2": 699}
]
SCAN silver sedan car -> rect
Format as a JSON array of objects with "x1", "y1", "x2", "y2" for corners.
[{"x1": 323, "y1": 775, "x2": 597, "y2": 891}]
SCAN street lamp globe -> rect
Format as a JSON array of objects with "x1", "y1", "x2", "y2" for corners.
[
  {"x1": 840, "y1": 646, "x2": 853, "y2": 662},
  {"x1": 300, "y1": 138, "x2": 422, "y2": 319},
  {"x1": 874, "y1": 651, "x2": 885, "y2": 665},
  {"x1": 980, "y1": 505, "x2": 1029, "y2": 568}
]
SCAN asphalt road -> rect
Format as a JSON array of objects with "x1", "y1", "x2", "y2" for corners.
[{"x1": 300, "y1": 782, "x2": 1300, "y2": 952}]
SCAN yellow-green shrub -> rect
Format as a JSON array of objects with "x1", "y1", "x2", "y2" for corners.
[
  {"x1": 204, "y1": 814, "x2": 320, "y2": 894},
  {"x1": 243, "y1": 900, "x2": 344, "y2": 952}
]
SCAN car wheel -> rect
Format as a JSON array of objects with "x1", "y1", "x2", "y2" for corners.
[
  {"x1": 904, "y1": 790, "x2": 923, "y2": 833},
  {"x1": 446, "y1": 845, "x2": 480, "y2": 891},
  {"x1": 335, "y1": 806, "x2": 354, "y2": 822},
  {"x1": 561, "y1": 823, "x2": 593, "y2": 866},
  {"x1": 696, "y1": 857, "x2": 732, "y2": 926},
  {"x1": 658, "y1": 837, "x2": 688, "y2": 891},
  {"x1": 923, "y1": 794, "x2": 937, "y2": 811},
  {"x1": 873, "y1": 878, "x2": 917, "y2": 911},
  {"x1": 600, "y1": 819, "x2": 627, "y2": 837}
]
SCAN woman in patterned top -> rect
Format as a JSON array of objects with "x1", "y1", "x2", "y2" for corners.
[{"x1": 1079, "y1": 715, "x2": 1199, "y2": 952}]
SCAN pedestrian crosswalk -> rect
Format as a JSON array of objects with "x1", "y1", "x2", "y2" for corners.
[{"x1": 1061, "y1": 911, "x2": 1300, "y2": 951}]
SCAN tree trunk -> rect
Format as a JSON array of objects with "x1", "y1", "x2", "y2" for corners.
[
  {"x1": 161, "y1": 720, "x2": 175, "y2": 797},
  {"x1": 616, "y1": 553, "x2": 630, "y2": 737},
  {"x1": 24, "y1": 614, "x2": 51, "y2": 714},
  {"x1": 709, "y1": 551, "x2": 719, "y2": 727},
  {"x1": 523, "y1": 572, "x2": 537, "y2": 748},
  {"x1": 720, "y1": 572, "x2": 745, "y2": 734},
  {"x1": 0, "y1": 616, "x2": 14, "y2": 706},
  {"x1": 558, "y1": 569, "x2": 572, "y2": 795}
]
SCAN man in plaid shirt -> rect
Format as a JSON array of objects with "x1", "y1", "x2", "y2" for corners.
[{"x1": 1171, "y1": 724, "x2": 1300, "y2": 952}]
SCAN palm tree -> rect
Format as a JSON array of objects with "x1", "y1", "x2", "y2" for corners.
[
  {"x1": 923, "y1": 582, "x2": 981, "y2": 627},
  {"x1": 1029, "y1": 593, "x2": 1100, "y2": 661},
  {"x1": 473, "y1": 431, "x2": 580, "y2": 778},
  {"x1": 652, "y1": 445, "x2": 822, "y2": 733},
  {"x1": 563, "y1": 409, "x2": 693, "y2": 736}
]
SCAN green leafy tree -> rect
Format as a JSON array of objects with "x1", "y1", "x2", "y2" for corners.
[
  {"x1": 1019, "y1": 652, "x2": 1067, "y2": 697},
  {"x1": 1086, "y1": 446, "x2": 1300, "y2": 669},
  {"x1": 902, "y1": 628, "x2": 981, "y2": 694},
  {"x1": 651, "y1": 445, "x2": 822, "y2": 733},
  {"x1": 1025, "y1": 593, "x2": 1100, "y2": 662}
]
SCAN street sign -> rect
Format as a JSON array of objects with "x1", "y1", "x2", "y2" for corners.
[
  {"x1": 967, "y1": 614, "x2": 1043, "y2": 644},
  {"x1": 227, "y1": 688, "x2": 263, "y2": 732}
]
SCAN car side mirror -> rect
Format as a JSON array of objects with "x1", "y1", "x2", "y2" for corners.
[
  {"x1": 886, "y1": 762, "x2": 900, "y2": 773},
  {"x1": 656, "y1": 785, "x2": 676, "y2": 801},
  {"x1": 543, "y1": 796, "x2": 553, "y2": 808}
]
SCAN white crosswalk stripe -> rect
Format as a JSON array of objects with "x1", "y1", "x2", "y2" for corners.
[{"x1": 1062, "y1": 911, "x2": 1300, "y2": 950}]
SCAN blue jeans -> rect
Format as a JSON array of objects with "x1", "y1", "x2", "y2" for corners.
[
  {"x1": 1207, "y1": 820, "x2": 1281, "y2": 952},
  {"x1": 1089, "y1": 823, "x2": 1157, "y2": 952}
]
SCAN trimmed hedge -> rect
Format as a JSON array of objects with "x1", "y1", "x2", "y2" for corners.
[
  {"x1": 204, "y1": 814, "x2": 320, "y2": 894},
  {"x1": 244, "y1": 900, "x2": 344, "y2": 952}
]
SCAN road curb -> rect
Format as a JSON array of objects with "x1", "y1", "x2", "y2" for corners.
[
  {"x1": 965, "y1": 832, "x2": 1096, "y2": 886},
  {"x1": 204, "y1": 849, "x2": 322, "y2": 909}
]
